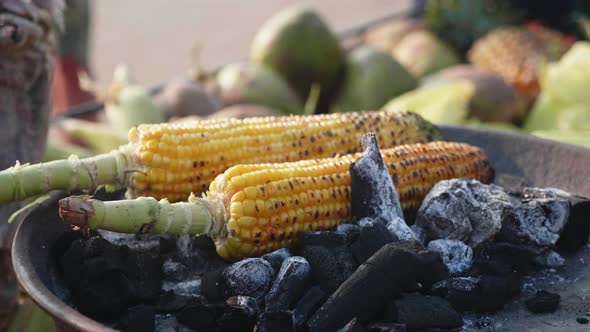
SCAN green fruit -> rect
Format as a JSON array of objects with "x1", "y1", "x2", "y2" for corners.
[
  {"x1": 105, "y1": 85, "x2": 166, "y2": 136},
  {"x1": 392, "y1": 30, "x2": 460, "y2": 79},
  {"x1": 421, "y1": 65, "x2": 528, "y2": 123},
  {"x1": 524, "y1": 94, "x2": 562, "y2": 132},
  {"x1": 332, "y1": 46, "x2": 416, "y2": 112},
  {"x1": 216, "y1": 63, "x2": 304, "y2": 115},
  {"x1": 364, "y1": 19, "x2": 425, "y2": 53},
  {"x1": 382, "y1": 81, "x2": 474, "y2": 125},
  {"x1": 250, "y1": 7, "x2": 345, "y2": 113}
]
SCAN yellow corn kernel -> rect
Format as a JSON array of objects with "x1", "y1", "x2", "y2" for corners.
[
  {"x1": 127, "y1": 111, "x2": 441, "y2": 202},
  {"x1": 209, "y1": 141, "x2": 493, "y2": 260}
]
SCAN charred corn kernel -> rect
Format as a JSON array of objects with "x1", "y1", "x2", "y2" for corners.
[
  {"x1": 127, "y1": 110, "x2": 441, "y2": 202},
  {"x1": 211, "y1": 141, "x2": 492, "y2": 260}
]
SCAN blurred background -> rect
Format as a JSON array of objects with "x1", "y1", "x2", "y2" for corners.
[{"x1": 90, "y1": 0, "x2": 411, "y2": 85}]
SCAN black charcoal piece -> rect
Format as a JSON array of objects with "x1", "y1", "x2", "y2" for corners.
[
  {"x1": 226, "y1": 296, "x2": 259, "y2": 314},
  {"x1": 525, "y1": 290, "x2": 560, "y2": 314},
  {"x1": 366, "y1": 322, "x2": 407, "y2": 332},
  {"x1": 383, "y1": 293, "x2": 462, "y2": 329},
  {"x1": 222, "y1": 258, "x2": 275, "y2": 300},
  {"x1": 350, "y1": 132, "x2": 404, "y2": 221},
  {"x1": 307, "y1": 241, "x2": 448, "y2": 332},
  {"x1": 351, "y1": 217, "x2": 398, "y2": 263},
  {"x1": 202, "y1": 268, "x2": 226, "y2": 303},
  {"x1": 217, "y1": 303, "x2": 258, "y2": 332},
  {"x1": 415, "y1": 179, "x2": 510, "y2": 247},
  {"x1": 177, "y1": 302, "x2": 223, "y2": 331},
  {"x1": 162, "y1": 257, "x2": 190, "y2": 282},
  {"x1": 262, "y1": 248, "x2": 292, "y2": 274},
  {"x1": 254, "y1": 311, "x2": 295, "y2": 332},
  {"x1": 157, "y1": 291, "x2": 198, "y2": 313},
  {"x1": 577, "y1": 317, "x2": 589, "y2": 324},
  {"x1": 336, "y1": 223, "x2": 361, "y2": 242},
  {"x1": 127, "y1": 305, "x2": 155, "y2": 332},
  {"x1": 293, "y1": 286, "x2": 326, "y2": 329},
  {"x1": 555, "y1": 194, "x2": 590, "y2": 251},
  {"x1": 427, "y1": 239, "x2": 473, "y2": 275},
  {"x1": 301, "y1": 244, "x2": 356, "y2": 294},
  {"x1": 498, "y1": 188, "x2": 570, "y2": 254},
  {"x1": 58, "y1": 237, "x2": 162, "y2": 320},
  {"x1": 473, "y1": 242, "x2": 536, "y2": 276},
  {"x1": 337, "y1": 318, "x2": 366, "y2": 332},
  {"x1": 265, "y1": 256, "x2": 311, "y2": 311},
  {"x1": 432, "y1": 276, "x2": 520, "y2": 313},
  {"x1": 300, "y1": 231, "x2": 348, "y2": 247}
]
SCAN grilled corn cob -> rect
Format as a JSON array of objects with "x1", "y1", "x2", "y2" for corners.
[
  {"x1": 0, "y1": 110, "x2": 440, "y2": 204},
  {"x1": 58, "y1": 141, "x2": 493, "y2": 261},
  {"x1": 468, "y1": 25, "x2": 572, "y2": 99}
]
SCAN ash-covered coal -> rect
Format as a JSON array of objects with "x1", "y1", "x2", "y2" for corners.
[
  {"x1": 350, "y1": 216, "x2": 398, "y2": 263},
  {"x1": 262, "y1": 248, "x2": 292, "y2": 274},
  {"x1": 265, "y1": 256, "x2": 311, "y2": 311},
  {"x1": 293, "y1": 286, "x2": 326, "y2": 329},
  {"x1": 221, "y1": 258, "x2": 275, "y2": 301},
  {"x1": 300, "y1": 231, "x2": 357, "y2": 294},
  {"x1": 415, "y1": 179, "x2": 510, "y2": 247},
  {"x1": 427, "y1": 239, "x2": 473, "y2": 275}
]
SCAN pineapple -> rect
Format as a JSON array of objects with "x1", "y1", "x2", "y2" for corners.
[{"x1": 468, "y1": 25, "x2": 573, "y2": 100}]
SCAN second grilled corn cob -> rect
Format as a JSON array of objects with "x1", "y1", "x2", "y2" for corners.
[
  {"x1": 0, "y1": 110, "x2": 440, "y2": 204},
  {"x1": 58, "y1": 141, "x2": 493, "y2": 261}
]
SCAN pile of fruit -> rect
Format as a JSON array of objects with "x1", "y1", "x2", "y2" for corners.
[{"x1": 48, "y1": 5, "x2": 590, "y2": 160}]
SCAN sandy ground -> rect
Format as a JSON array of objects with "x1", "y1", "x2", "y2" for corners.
[{"x1": 89, "y1": 0, "x2": 411, "y2": 85}]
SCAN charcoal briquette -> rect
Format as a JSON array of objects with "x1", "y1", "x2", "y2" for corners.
[
  {"x1": 293, "y1": 286, "x2": 326, "y2": 329},
  {"x1": 265, "y1": 256, "x2": 311, "y2": 311},
  {"x1": 383, "y1": 293, "x2": 462, "y2": 329},
  {"x1": 262, "y1": 248, "x2": 292, "y2": 274},
  {"x1": 525, "y1": 290, "x2": 560, "y2": 314},
  {"x1": 222, "y1": 258, "x2": 275, "y2": 300},
  {"x1": 254, "y1": 310, "x2": 295, "y2": 332}
]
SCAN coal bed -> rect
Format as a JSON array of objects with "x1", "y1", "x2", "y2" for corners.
[{"x1": 43, "y1": 133, "x2": 590, "y2": 332}]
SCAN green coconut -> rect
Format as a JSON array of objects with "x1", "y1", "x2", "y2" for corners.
[
  {"x1": 250, "y1": 7, "x2": 345, "y2": 113},
  {"x1": 216, "y1": 63, "x2": 304, "y2": 115},
  {"x1": 421, "y1": 65, "x2": 529, "y2": 123},
  {"x1": 332, "y1": 45, "x2": 417, "y2": 113},
  {"x1": 392, "y1": 30, "x2": 460, "y2": 79}
]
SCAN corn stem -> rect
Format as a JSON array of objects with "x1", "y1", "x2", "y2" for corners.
[
  {"x1": 58, "y1": 195, "x2": 227, "y2": 238},
  {"x1": 0, "y1": 150, "x2": 130, "y2": 204}
]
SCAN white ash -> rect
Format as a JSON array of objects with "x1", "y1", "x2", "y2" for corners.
[
  {"x1": 176, "y1": 235, "x2": 193, "y2": 259},
  {"x1": 162, "y1": 279, "x2": 201, "y2": 297},
  {"x1": 427, "y1": 239, "x2": 473, "y2": 275},
  {"x1": 498, "y1": 189, "x2": 570, "y2": 254},
  {"x1": 155, "y1": 314, "x2": 192, "y2": 332},
  {"x1": 533, "y1": 251, "x2": 565, "y2": 268},
  {"x1": 97, "y1": 230, "x2": 161, "y2": 251},
  {"x1": 415, "y1": 179, "x2": 511, "y2": 247}
]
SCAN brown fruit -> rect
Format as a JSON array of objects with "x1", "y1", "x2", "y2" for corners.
[
  {"x1": 155, "y1": 78, "x2": 223, "y2": 119},
  {"x1": 421, "y1": 65, "x2": 528, "y2": 123}
]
